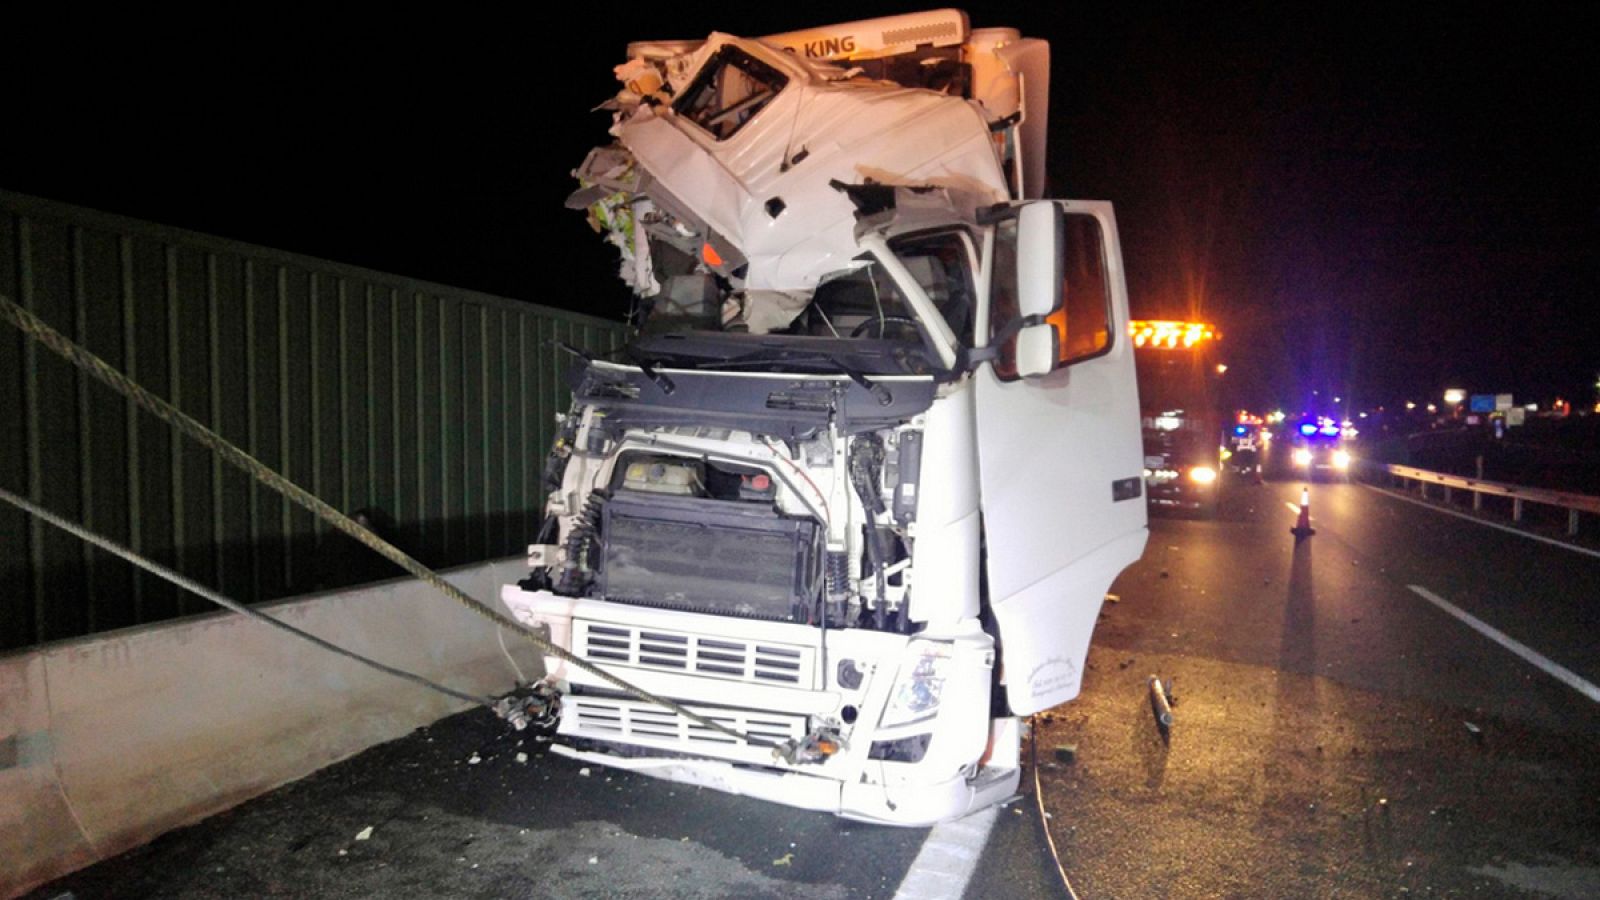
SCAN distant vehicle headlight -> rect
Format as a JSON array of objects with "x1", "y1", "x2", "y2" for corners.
[
  {"x1": 1293, "y1": 448, "x2": 1313, "y2": 466},
  {"x1": 1188, "y1": 466, "x2": 1217, "y2": 485},
  {"x1": 1333, "y1": 450, "x2": 1352, "y2": 469}
]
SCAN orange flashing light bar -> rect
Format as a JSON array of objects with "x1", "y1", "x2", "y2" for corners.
[{"x1": 1129, "y1": 320, "x2": 1219, "y2": 349}]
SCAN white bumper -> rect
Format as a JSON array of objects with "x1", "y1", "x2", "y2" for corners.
[{"x1": 501, "y1": 585, "x2": 1018, "y2": 825}]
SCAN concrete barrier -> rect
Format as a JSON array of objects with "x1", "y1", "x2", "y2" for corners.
[{"x1": 0, "y1": 556, "x2": 542, "y2": 898}]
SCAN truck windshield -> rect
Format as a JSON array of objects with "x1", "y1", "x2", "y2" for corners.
[
  {"x1": 794, "y1": 230, "x2": 975, "y2": 345},
  {"x1": 1135, "y1": 350, "x2": 1213, "y2": 415},
  {"x1": 635, "y1": 230, "x2": 973, "y2": 376}
]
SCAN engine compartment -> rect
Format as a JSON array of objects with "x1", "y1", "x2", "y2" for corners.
[{"x1": 526, "y1": 361, "x2": 934, "y2": 636}]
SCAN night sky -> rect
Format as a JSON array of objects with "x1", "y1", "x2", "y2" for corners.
[{"x1": 6, "y1": 3, "x2": 1596, "y2": 414}]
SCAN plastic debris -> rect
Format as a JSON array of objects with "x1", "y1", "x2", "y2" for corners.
[
  {"x1": 467, "y1": 753, "x2": 482, "y2": 765},
  {"x1": 579, "y1": 767, "x2": 592, "y2": 777},
  {"x1": 355, "y1": 826, "x2": 373, "y2": 841},
  {"x1": 588, "y1": 856, "x2": 598, "y2": 865},
  {"x1": 1464, "y1": 721, "x2": 1481, "y2": 735},
  {"x1": 773, "y1": 852, "x2": 794, "y2": 867},
  {"x1": 516, "y1": 752, "x2": 529, "y2": 764}
]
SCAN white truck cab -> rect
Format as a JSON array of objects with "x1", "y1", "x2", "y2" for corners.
[{"x1": 501, "y1": 9, "x2": 1148, "y2": 825}]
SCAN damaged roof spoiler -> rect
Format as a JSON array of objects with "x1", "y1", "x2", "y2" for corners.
[{"x1": 626, "y1": 9, "x2": 970, "y2": 62}]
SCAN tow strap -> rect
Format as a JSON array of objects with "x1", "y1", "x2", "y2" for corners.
[
  {"x1": 0, "y1": 292, "x2": 771, "y2": 749},
  {"x1": 0, "y1": 485, "x2": 493, "y2": 708}
]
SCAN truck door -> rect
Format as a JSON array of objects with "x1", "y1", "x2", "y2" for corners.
[{"x1": 974, "y1": 200, "x2": 1148, "y2": 715}]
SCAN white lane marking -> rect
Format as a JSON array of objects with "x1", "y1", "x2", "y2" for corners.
[
  {"x1": 893, "y1": 805, "x2": 999, "y2": 900},
  {"x1": 1365, "y1": 484, "x2": 1600, "y2": 561},
  {"x1": 1284, "y1": 501, "x2": 1303, "y2": 515},
  {"x1": 1407, "y1": 584, "x2": 1600, "y2": 705}
]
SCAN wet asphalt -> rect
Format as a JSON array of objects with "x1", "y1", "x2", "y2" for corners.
[{"x1": 26, "y1": 470, "x2": 1600, "y2": 899}]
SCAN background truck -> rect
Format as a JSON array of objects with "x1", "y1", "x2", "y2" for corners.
[
  {"x1": 501, "y1": 9, "x2": 1149, "y2": 825},
  {"x1": 1131, "y1": 319, "x2": 1228, "y2": 516}
]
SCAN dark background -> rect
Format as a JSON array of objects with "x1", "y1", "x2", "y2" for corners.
[{"x1": 6, "y1": 2, "x2": 1597, "y2": 415}]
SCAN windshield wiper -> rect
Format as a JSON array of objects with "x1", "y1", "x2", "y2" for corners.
[
  {"x1": 696, "y1": 350, "x2": 894, "y2": 406},
  {"x1": 632, "y1": 356, "x2": 677, "y2": 396}
]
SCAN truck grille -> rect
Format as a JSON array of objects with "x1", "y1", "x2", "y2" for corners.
[
  {"x1": 566, "y1": 695, "x2": 806, "y2": 753},
  {"x1": 575, "y1": 620, "x2": 814, "y2": 687}
]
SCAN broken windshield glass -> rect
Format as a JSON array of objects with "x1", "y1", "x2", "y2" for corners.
[
  {"x1": 674, "y1": 46, "x2": 789, "y2": 141},
  {"x1": 793, "y1": 230, "x2": 975, "y2": 345}
]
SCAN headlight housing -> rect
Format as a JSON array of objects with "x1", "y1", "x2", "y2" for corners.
[
  {"x1": 1332, "y1": 449, "x2": 1352, "y2": 469},
  {"x1": 1188, "y1": 466, "x2": 1217, "y2": 485},
  {"x1": 880, "y1": 643, "x2": 952, "y2": 729},
  {"x1": 1293, "y1": 448, "x2": 1313, "y2": 466}
]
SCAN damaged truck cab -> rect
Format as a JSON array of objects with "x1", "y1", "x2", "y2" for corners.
[{"x1": 501, "y1": 9, "x2": 1148, "y2": 825}]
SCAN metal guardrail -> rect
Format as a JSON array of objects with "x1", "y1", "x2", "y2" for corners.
[{"x1": 1378, "y1": 463, "x2": 1600, "y2": 536}]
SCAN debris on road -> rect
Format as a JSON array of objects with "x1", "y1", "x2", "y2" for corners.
[
  {"x1": 1148, "y1": 675, "x2": 1175, "y2": 733},
  {"x1": 516, "y1": 752, "x2": 529, "y2": 764},
  {"x1": 773, "y1": 853, "x2": 794, "y2": 867},
  {"x1": 355, "y1": 826, "x2": 373, "y2": 841},
  {"x1": 1464, "y1": 721, "x2": 1482, "y2": 737},
  {"x1": 579, "y1": 767, "x2": 592, "y2": 777},
  {"x1": 467, "y1": 753, "x2": 481, "y2": 765}
]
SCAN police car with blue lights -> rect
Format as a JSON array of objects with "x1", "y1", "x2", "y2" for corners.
[{"x1": 1289, "y1": 417, "x2": 1355, "y2": 482}]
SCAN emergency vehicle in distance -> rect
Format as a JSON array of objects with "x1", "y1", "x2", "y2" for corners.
[
  {"x1": 1289, "y1": 416, "x2": 1355, "y2": 482},
  {"x1": 1132, "y1": 320, "x2": 1228, "y2": 515},
  {"x1": 497, "y1": 9, "x2": 1150, "y2": 824}
]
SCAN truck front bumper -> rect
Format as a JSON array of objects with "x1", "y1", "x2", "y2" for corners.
[{"x1": 500, "y1": 585, "x2": 1017, "y2": 825}]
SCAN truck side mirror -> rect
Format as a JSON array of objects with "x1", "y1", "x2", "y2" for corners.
[
  {"x1": 1013, "y1": 202, "x2": 1065, "y2": 378},
  {"x1": 988, "y1": 202, "x2": 1114, "y2": 380}
]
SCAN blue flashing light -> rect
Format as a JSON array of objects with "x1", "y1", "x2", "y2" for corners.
[
  {"x1": 1299, "y1": 423, "x2": 1317, "y2": 436},
  {"x1": 1234, "y1": 425, "x2": 1249, "y2": 436},
  {"x1": 1319, "y1": 425, "x2": 1339, "y2": 437}
]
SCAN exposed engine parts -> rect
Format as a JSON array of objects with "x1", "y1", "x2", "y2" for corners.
[
  {"x1": 529, "y1": 367, "x2": 924, "y2": 635},
  {"x1": 493, "y1": 680, "x2": 563, "y2": 733}
]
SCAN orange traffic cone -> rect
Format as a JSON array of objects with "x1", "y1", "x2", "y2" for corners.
[{"x1": 1291, "y1": 485, "x2": 1315, "y2": 539}]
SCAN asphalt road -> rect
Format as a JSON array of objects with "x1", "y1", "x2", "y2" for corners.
[
  {"x1": 27, "y1": 474, "x2": 1600, "y2": 899},
  {"x1": 1044, "y1": 474, "x2": 1600, "y2": 898}
]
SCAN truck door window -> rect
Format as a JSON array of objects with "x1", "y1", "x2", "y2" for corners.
[
  {"x1": 674, "y1": 47, "x2": 789, "y2": 141},
  {"x1": 988, "y1": 212, "x2": 1113, "y2": 379}
]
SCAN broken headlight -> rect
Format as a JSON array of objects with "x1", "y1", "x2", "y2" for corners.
[{"x1": 879, "y1": 643, "x2": 952, "y2": 729}]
